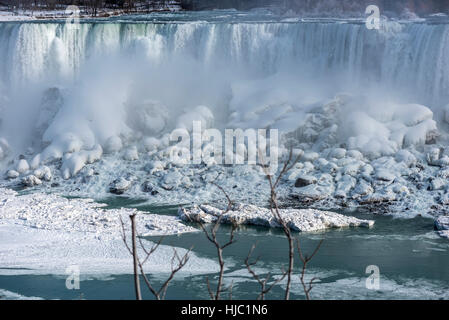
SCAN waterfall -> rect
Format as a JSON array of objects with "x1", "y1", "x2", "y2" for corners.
[{"x1": 0, "y1": 20, "x2": 448, "y2": 106}]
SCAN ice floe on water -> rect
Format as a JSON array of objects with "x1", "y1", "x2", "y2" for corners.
[
  {"x1": 179, "y1": 203, "x2": 374, "y2": 232},
  {"x1": 0, "y1": 289, "x2": 42, "y2": 300},
  {"x1": 0, "y1": 188, "x2": 220, "y2": 277}
]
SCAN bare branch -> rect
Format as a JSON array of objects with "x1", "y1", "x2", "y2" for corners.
[
  {"x1": 296, "y1": 238, "x2": 324, "y2": 300},
  {"x1": 245, "y1": 243, "x2": 287, "y2": 300},
  {"x1": 258, "y1": 147, "x2": 300, "y2": 300},
  {"x1": 120, "y1": 214, "x2": 191, "y2": 300},
  {"x1": 195, "y1": 184, "x2": 237, "y2": 300}
]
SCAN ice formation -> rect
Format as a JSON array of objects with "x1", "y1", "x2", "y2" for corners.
[
  {"x1": 0, "y1": 14, "x2": 448, "y2": 229},
  {"x1": 179, "y1": 203, "x2": 374, "y2": 232},
  {"x1": 0, "y1": 188, "x2": 220, "y2": 276}
]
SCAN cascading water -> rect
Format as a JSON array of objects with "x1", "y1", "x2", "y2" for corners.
[
  {"x1": 0, "y1": 12, "x2": 448, "y2": 204},
  {"x1": 1, "y1": 20, "x2": 448, "y2": 104}
]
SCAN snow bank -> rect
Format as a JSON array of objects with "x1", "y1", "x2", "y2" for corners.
[
  {"x1": 0, "y1": 188, "x2": 219, "y2": 276},
  {"x1": 179, "y1": 203, "x2": 374, "y2": 232}
]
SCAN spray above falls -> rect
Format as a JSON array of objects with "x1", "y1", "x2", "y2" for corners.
[{"x1": 0, "y1": 12, "x2": 448, "y2": 208}]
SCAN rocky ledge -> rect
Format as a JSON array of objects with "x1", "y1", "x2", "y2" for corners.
[{"x1": 178, "y1": 203, "x2": 374, "y2": 232}]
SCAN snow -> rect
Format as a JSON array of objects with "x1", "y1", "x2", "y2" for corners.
[
  {"x1": 0, "y1": 11, "x2": 32, "y2": 22},
  {"x1": 0, "y1": 188, "x2": 219, "y2": 276},
  {"x1": 179, "y1": 203, "x2": 374, "y2": 232}
]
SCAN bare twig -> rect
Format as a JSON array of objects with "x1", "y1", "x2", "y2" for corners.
[
  {"x1": 120, "y1": 214, "x2": 191, "y2": 300},
  {"x1": 195, "y1": 184, "x2": 237, "y2": 300},
  {"x1": 258, "y1": 148, "x2": 301, "y2": 300},
  {"x1": 296, "y1": 238, "x2": 324, "y2": 300},
  {"x1": 245, "y1": 243, "x2": 287, "y2": 300}
]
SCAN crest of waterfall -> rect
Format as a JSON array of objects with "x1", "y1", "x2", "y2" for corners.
[
  {"x1": 0, "y1": 21, "x2": 448, "y2": 105},
  {"x1": 0, "y1": 18, "x2": 448, "y2": 161}
]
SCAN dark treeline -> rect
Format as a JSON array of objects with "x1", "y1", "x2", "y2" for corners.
[
  {"x1": 0, "y1": 0, "x2": 180, "y2": 16},
  {"x1": 181, "y1": 0, "x2": 449, "y2": 15},
  {"x1": 0, "y1": 0, "x2": 447, "y2": 16}
]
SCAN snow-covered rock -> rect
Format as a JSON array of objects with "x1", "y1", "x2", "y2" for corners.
[
  {"x1": 5, "y1": 170, "x2": 19, "y2": 179},
  {"x1": 144, "y1": 160, "x2": 165, "y2": 174},
  {"x1": 109, "y1": 177, "x2": 131, "y2": 195},
  {"x1": 123, "y1": 146, "x2": 139, "y2": 161},
  {"x1": 161, "y1": 170, "x2": 183, "y2": 190},
  {"x1": 21, "y1": 175, "x2": 42, "y2": 187},
  {"x1": 294, "y1": 175, "x2": 317, "y2": 187},
  {"x1": 302, "y1": 152, "x2": 319, "y2": 162},
  {"x1": 179, "y1": 203, "x2": 374, "y2": 232},
  {"x1": 329, "y1": 148, "x2": 346, "y2": 159},
  {"x1": 33, "y1": 166, "x2": 52, "y2": 181},
  {"x1": 434, "y1": 216, "x2": 449, "y2": 239}
]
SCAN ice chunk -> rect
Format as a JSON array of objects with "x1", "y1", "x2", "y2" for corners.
[{"x1": 179, "y1": 203, "x2": 374, "y2": 232}]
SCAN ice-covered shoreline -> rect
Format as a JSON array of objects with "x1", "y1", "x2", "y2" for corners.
[{"x1": 0, "y1": 188, "x2": 220, "y2": 276}]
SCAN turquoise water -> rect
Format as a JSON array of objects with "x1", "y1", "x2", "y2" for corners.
[{"x1": 0, "y1": 200, "x2": 448, "y2": 300}]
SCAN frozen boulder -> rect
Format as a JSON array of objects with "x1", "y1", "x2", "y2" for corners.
[
  {"x1": 302, "y1": 152, "x2": 319, "y2": 162},
  {"x1": 33, "y1": 166, "x2": 52, "y2": 182},
  {"x1": 123, "y1": 146, "x2": 139, "y2": 161},
  {"x1": 5, "y1": 170, "x2": 19, "y2": 179},
  {"x1": 144, "y1": 161, "x2": 165, "y2": 174},
  {"x1": 329, "y1": 148, "x2": 346, "y2": 159},
  {"x1": 161, "y1": 170, "x2": 183, "y2": 190},
  {"x1": 21, "y1": 175, "x2": 42, "y2": 187},
  {"x1": 426, "y1": 147, "x2": 441, "y2": 166},
  {"x1": 341, "y1": 162, "x2": 362, "y2": 176},
  {"x1": 351, "y1": 179, "x2": 374, "y2": 199},
  {"x1": 375, "y1": 169, "x2": 396, "y2": 182},
  {"x1": 141, "y1": 181, "x2": 159, "y2": 195},
  {"x1": 395, "y1": 150, "x2": 417, "y2": 167},
  {"x1": 347, "y1": 149, "x2": 363, "y2": 160},
  {"x1": 109, "y1": 178, "x2": 131, "y2": 195},
  {"x1": 294, "y1": 175, "x2": 317, "y2": 187},
  {"x1": 430, "y1": 178, "x2": 446, "y2": 191},
  {"x1": 335, "y1": 175, "x2": 356, "y2": 198}
]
